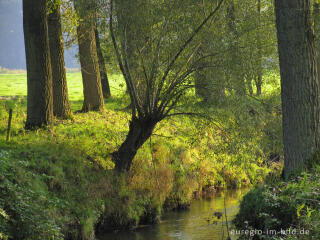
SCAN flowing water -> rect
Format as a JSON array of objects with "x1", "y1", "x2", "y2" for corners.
[{"x1": 99, "y1": 188, "x2": 249, "y2": 240}]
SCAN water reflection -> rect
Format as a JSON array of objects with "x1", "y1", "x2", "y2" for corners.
[{"x1": 99, "y1": 188, "x2": 249, "y2": 240}]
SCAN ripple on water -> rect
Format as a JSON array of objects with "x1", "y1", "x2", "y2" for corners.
[{"x1": 99, "y1": 188, "x2": 249, "y2": 240}]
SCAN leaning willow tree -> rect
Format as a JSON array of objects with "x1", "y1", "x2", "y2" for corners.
[{"x1": 109, "y1": 0, "x2": 225, "y2": 172}]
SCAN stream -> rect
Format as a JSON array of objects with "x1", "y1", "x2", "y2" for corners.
[{"x1": 99, "y1": 188, "x2": 249, "y2": 240}]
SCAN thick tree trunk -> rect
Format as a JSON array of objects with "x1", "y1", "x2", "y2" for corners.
[
  {"x1": 23, "y1": 0, "x2": 53, "y2": 129},
  {"x1": 76, "y1": 21, "x2": 104, "y2": 112},
  {"x1": 95, "y1": 28, "x2": 111, "y2": 98},
  {"x1": 112, "y1": 118, "x2": 156, "y2": 172},
  {"x1": 48, "y1": 3, "x2": 72, "y2": 119},
  {"x1": 314, "y1": 0, "x2": 320, "y2": 85},
  {"x1": 74, "y1": 0, "x2": 104, "y2": 112},
  {"x1": 275, "y1": 0, "x2": 320, "y2": 179}
]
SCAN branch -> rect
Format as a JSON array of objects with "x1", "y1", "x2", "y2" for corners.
[
  {"x1": 165, "y1": 111, "x2": 232, "y2": 141},
  {"x1": 164, "y1": 43, "x2": 202, "y2": 96},
  {"x1": 109, "y1": 0, "x2": 143, "y2": 118},
  {"x1": 109, "y1": 0, "x2": 136, "y2": 117},
  {"x1": 165, "y1": 112, "x2": 209, "y2": 118},
  {"x1": 155, "y1": 0, "x2": 225, "y2": 103}
]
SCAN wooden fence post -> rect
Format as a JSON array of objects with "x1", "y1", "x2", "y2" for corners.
[{"x1": 6, "y1": 109, "x2": 12, "y2": 142}]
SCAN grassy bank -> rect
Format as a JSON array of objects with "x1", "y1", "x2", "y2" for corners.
[{"x1": 0, "y1": 72, "x2": 281, "y2": 239}]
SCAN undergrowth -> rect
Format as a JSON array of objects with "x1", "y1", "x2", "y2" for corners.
[
  {"x1": 0, "y1": 72, "x2": 281, "y2": 239},
  {"x1": 234, "y1": 160, "x2": 320, "y2": 239}
]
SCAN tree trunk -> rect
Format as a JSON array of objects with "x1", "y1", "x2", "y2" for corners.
[
  {"x1": 77, "y1": 23, "x2": 104, "y2": 112},
  {"x1": 313, "y1": 0, "x2": 320, "y2": 85},
  {"x1": 275, "y1": 0, "x2": 320, "y2": 179},
  {"x1": 256, "y1": 0, "x2": 263, "y2": 96},
  {"x1": 256, "y1": 79, "x2": 262, "y2": 96},
  {"x1": 95, "y1": 28, "x2": 111, "y2": 98},
  {"x1": 246, "y1": 75, "x2": 254, "y2": 96},
  {"x1": 23, "y1": 0, "x2": 53, "y2": 129},
  {"x1": 48, "y1": 3, "x2": 72, "y2": 119},
  {"x1": 75, "y1": 0, "x2": 104, "y2": 112},
  {"x1": 195, "y1": 71, "x2": 209, "y2": 101},
  {"x1": 112, "y1": 118, "x2": 157, "y2": 172}
]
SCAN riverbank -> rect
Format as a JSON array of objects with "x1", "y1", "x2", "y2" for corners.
[
  {"x1": 234, "y1": 159, "x2": 320, "y2": 239},
  {"x1": 0, "y1": 73, "x2": 281, "y2": 239},
  {"x1": 98, "y1": 188, "x2": 250, "y2": 240}
]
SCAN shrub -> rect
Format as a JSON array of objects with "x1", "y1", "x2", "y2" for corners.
[
  {"x1": 234, "y1": 186, "x2": 296, "y2": 239},
  {"x1": 234, "y1": 165, "x2": 320, "y2": 239},
  {"x1": 0, "y1": 149, "x2": 63, "y2": 240}
]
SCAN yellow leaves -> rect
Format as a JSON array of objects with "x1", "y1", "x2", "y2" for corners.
[
  {"x1": 0, "y1": 208, "x2": 9, "y2": 220},
  {"x1": 297, "y1": 203, "x2": 305, "y2": 218}
]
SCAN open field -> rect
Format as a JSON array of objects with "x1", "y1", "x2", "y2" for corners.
[{"x1": 0, "y1": 72, "x2": 127, "y2": 111}]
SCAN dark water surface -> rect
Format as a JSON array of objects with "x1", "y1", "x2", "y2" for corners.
[{"x1": 99, "y1": 188, "x2": 249, "y2": 240}]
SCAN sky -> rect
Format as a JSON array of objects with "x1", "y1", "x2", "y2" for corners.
[{"x1": 0, "y1": 0, "x2": 79, "y2": 69}]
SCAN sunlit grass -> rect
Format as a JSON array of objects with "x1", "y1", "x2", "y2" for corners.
[
  {"x1": 262, "y1": 70, "x2": 281, "y2": 96},
  {"x1": 0, "y1": 70, "x2": 281, "y2": 238},
  {"x1": 0, "y1": 72, "x2": 126, "y2": 98},
  {"x1": 0, "y1": 72, "x2": 127, "y2": 111}
]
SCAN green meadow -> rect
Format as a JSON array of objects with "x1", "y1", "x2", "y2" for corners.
[{"x1": 0, "y1": 72, "x2": 127, "y2": 110}]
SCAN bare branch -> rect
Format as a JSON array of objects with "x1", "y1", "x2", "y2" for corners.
[
  {"x1": 109, "y1": 0, "x2": 144, "y2": 118},
  {"x1": 109, "y1": 0, "x2": 136, "y2": 117},
  {"x1": 155, "y1": 0, "x2": 225, "y2": 104}
]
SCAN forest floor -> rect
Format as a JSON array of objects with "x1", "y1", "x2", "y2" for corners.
[{"x1": 0, "y1": 72, "x2": 282, "y2": 239}]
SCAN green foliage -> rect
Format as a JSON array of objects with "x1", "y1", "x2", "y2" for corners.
[
  {"x1": 234, "y1": 187, "x2": 296, "y2": 239},
  {"x1": 0, "y1": 207, "x2": 9, "y2": 240},
  {"x1": 234, "y1": 164, "x2": 320, "y2": 239},
  {"x1": 0, "y1": 72, "x2": 281, "y2": 237},
  {"x1": 0, "y1": 148, "x2": 63, "y2": 240},
  {"x1": 47, "y1": 0, "x2": 62, "y2": 14}
]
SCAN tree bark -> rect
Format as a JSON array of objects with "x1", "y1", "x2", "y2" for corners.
[
  {"x1": 246, "y1": 75, "x2": 254, "y2": 96},
  {"x1": 112, "y1": 118, "x2": 157, "y2": 172},
  {"x1": 23, "y1": 0, "x2": 53, "y2": 129},
  {"x1": 95, "y1": 28, "x2": 111, "y2": 98},
  {"x1": 48, "y1": 3, "x2": 72, "y2": 119},
  {"x1": 275, "y1": 0, "x2": 320, "y2": 179},
  {"x1": 256, "y1": 0, "x2": 263, "y2": 96},
  {"x1": 75, "y1": 0, "x2": 104, "y2": 112},
  {"x1": 313, "y1": 0, "x2": 320, "y2": 85}
]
